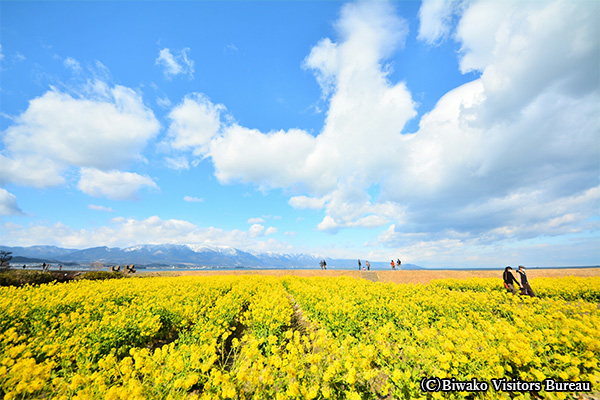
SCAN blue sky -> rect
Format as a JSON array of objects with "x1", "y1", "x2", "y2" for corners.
[{"x1": 1, "y1": 0, "x2": 598, "y2": 268}]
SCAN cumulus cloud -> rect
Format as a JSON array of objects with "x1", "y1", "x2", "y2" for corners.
[
  {"x1": 162, "y1": 0, "x2": 598, "y2": 263},
  {"x1": 156, "y1": 48, "x2": 195, "y2": 79},
  {"x1": 247, "y1": 217, "x2": 265, "y2": 224},
  {"x1": 210, "y1": 125, "x2": 319, "y2": 190},
  {"x1": 78, "y1": 168, "x2": 158, "y2": 200},
  {"x1": 0, "y1": 189, "x2": 23, "y2": 216},
  {"x1": 249, "y1": 223, "x2": 265, "y2": 237},
  {"x1": 288, "y1": 195, "x2": 329, "y2": 210},
  {"x1": 1, "y1": 82, "x2": 160, "y2": 189},
  {"x1": 0, "y1": 216, "x2": 293, "y2": 253},
  {"x1": 166, "y1": 93, "x2": 225, "y2": 156},
  {"x1": 418, "y1": 0, "x2": 453, "y2": 45},
  {"x1": 456, "y1": 1, "x2": 600, "y2": 124},
  {"x1": 0, "y1": 155, "x2": 65, "y2": 188},
  {"x1": 205, "y1": 1, "x2": 416, "y2": 227}
]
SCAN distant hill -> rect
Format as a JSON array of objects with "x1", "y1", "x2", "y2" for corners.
[{"x1": 0, "y1": 244, "x2": 424, "y2": 270}]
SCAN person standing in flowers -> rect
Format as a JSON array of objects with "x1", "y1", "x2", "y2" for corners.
[
  {"x1": 517, "y1": 265, "x2": 535, "y2": 297},
  {"x1": 503, "y1": 266, "x2": 521, "y2": 294}
]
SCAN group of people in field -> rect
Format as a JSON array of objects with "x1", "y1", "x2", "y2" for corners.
[
  {"x1": 357, "y1": 259, "x2": 371, "y2": 270},
  {"x1": 356, "y1": 258, "x2": 402, "y2": 271},
  {"x1": 319, "y1": 260, "x2": 327, "y2": 270},
  {"x1": 503, "y1": 265, "x2": 535, "y2": 297}
]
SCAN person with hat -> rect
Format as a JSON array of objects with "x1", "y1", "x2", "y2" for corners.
[
  {"x1": 516, "y1": 265, "x2": 535, "y2": 297},
  {"x1": 503, "y1": 266, "x2": 521, "y2": 294}
]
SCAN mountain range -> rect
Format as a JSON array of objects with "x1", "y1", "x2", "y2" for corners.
[{"x1": 0, "y1": 244, "x2": 423, "y2": 270}]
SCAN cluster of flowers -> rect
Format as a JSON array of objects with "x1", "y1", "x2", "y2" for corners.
[
  {"x1": 429, "y1": 276, "x2": 600, "y2": 302},
  {"x1": 0, "y1": 274, "x2": 598, "y2": 399},
  {"x1": 283, "y1": 276, "x2": 600, "y2": 399}
]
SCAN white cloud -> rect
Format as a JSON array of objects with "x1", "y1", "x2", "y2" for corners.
[
  {"x1": 265, "y1": 227, "x2": 277, "y2": 235},
  {"x1": 167, "y1": 93, "x2": 225, "y2": 156},
  {"x1": 249, "y1": 223, "x2": 265, "y2": 237},
  {"x1": 207, "y1": 0, "x2": 416, "y2": 222},
  {"x1": 63, "y1": 57, "x2": 81, "y2": 72},
  {"x1": 164, "y1": 156, "x2": 190, "y2": 171},
  {"x1": 0, "y1": 155, "x2": 65, "y2": 188},
  {"x1": 455, "y1": 1, "x2": 600, "y2": 123},
  {"x1": 78, "y1": 168, "x2": 158, "y2": 200},
  {"x1": 161, "y1": 0, "x2": 599, "y2": 264},
  {"x1": 183, "y1": 196, "x2": 204, "y2": 203},
  {"x1": 247, "y1": 217, "x2": 265, "y2": 224},
  {"x1": 0, "y1": 189, "x2": 23, "y2": 216},
  {"x1": 2, "y1": 82, "x2": 160, "y2": 188},
  {"x1": 0, "y1": 216, "x2": 294, "y2": 253},
  {"x1": 288, "y1": 195, "x2": 329, "y2": 210},
  {"x1": 156, "y1": 48, "x2": 195, "y2": 79},
  {"x1": 210, "y1": 125, "x2": 320, "y2": 190},
  {"x1": 417, "y1": 0, "x2": 458, "y2": 45},
  {"x1": 0, "y1": 45, "x2": 26, "y2": 67},
  {"x1": 224, "y1": 43, "x2": 239, "y2": 55},
  {"x1": 88, "y1": 204, "x2": 114, "y2": 212},
  {"x1": 156, "y1": 96, "x2": 172, "y2": 109}
]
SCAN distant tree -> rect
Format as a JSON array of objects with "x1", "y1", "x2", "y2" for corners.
[{"x1": 0, "y1": 251, "x2": 13, "y2": 269}]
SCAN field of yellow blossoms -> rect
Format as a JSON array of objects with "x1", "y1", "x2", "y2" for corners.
[{"x1": 1, "y1": 274, "x2": 598, "y2": 399}]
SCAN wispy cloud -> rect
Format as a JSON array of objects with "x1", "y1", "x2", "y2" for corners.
[
  {"x1": 88, "y1": 204, "x2": 114, "y2": 212},
  {"x1": 183, "y1": 196, "x2": 204, "y2": 203},
  {"x1": 155, "y1": 47, "x2": 194, "y2": 79},
  {"x1": 164, "y1": 156, "x2": 190, "y2": 171},
  {"x1": 63, "y1": 56, "x2": 81, "y2": 72},
  {"x1": 224, "y1": 43, "x2": 239, "y2": 55}
]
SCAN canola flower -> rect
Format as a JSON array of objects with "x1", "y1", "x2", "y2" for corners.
[{"x1": 0, "y1": 274, "x2": 598, "y2": 399}]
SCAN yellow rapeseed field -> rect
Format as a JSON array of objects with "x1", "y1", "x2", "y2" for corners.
[{"x1": 0, "y1": 274, "x2": 598, "y2": 399}]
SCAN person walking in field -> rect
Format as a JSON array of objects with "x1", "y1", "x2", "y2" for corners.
[
  {"x1": 503, "y1": 266, "x2": 521, "y2": 294},
  {"x1": 366, "y1": 261, "x2": 370, "y2": 271},
  {"x1": 323, "y1": 260, "x2": 327, "y2": 270},
  {"x1": 391, "y1": 260, "x2": 396, "y2": 270},
  {"x1": 516, "y1": 265, "x2": 535, "y2": 297},
  {"x1": 319, "y1": 260, "x2": 324, "y2": 270},
  {"x1": 397, "y1": 259, "x2": 401, "y2": 270},
  {"x1": 358, "y1": 259, "x2": 361, "y2": 270}
]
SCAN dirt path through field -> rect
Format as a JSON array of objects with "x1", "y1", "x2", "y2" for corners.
[{"x1": 360, "y1": 271, "x2": 379, "y2": 282}]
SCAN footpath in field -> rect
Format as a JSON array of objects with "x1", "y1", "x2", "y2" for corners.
[
  {"x1": 0, "y1": 274, "x2": 599, "y2": 400},
  {"x1": 359, "y1": 270, "x2": 379, "y2": 282}
]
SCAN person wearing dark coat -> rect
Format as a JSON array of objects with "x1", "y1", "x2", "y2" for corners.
[
  {"x1": 503, "y1": 266, "x2": 521, "y2": 294},
  {"x1": 516, "y1": 265, "x2": 535, "y2": 297}
]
